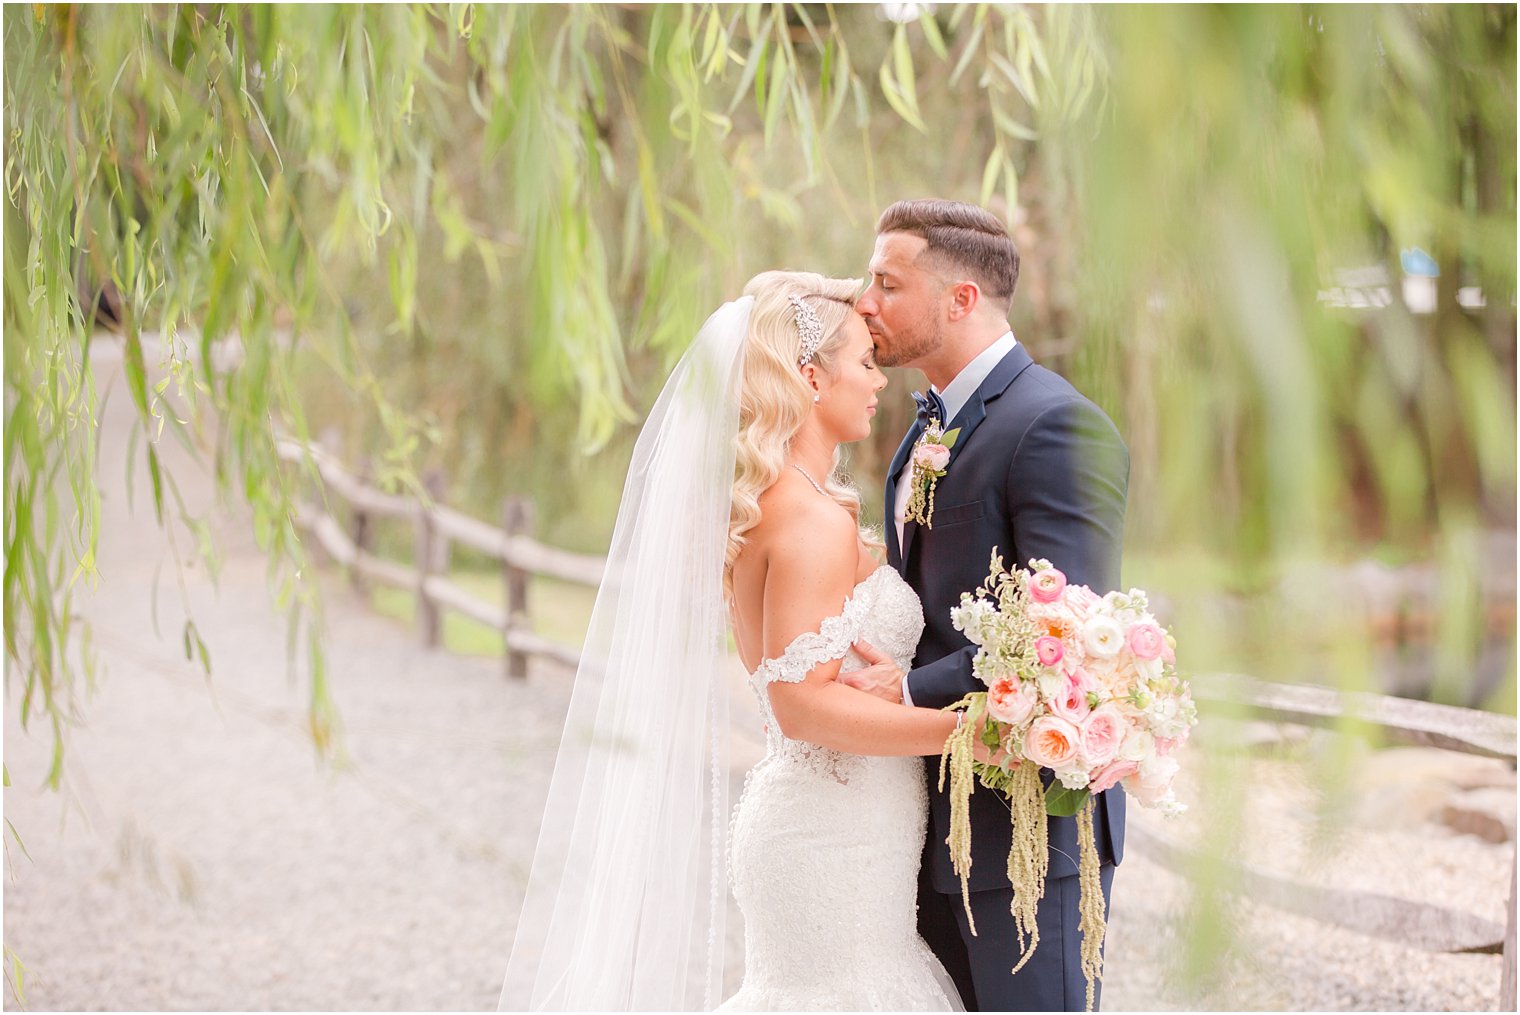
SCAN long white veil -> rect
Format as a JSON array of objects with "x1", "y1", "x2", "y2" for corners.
[{"x1": 500, "y1": 297, "x2": 752, "y2": 1011}]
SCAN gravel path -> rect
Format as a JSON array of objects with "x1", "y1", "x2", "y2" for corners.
[{"x1": 3, "y1": 348, "x2": 1514, "y2": 1011}]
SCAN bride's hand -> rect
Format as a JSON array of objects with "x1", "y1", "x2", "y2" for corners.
[{"x1": 837, "y1": 640, "x2": 904, "y2": 704}]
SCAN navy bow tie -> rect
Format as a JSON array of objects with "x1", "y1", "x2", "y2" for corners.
[{"x1": 912, "y1": 388, "x2": 948, "y2": 427}]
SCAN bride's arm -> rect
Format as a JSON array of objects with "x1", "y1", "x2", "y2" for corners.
[{"x1": 761, "y1": 503, "x2": 957, "y2": 758}]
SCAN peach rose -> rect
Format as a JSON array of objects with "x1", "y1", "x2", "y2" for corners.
[
  {"x1": 986, "y1": 676, "x2": 1036, "y2": 726},
  {"x1": 1079, "y1": 705, "x2": 1126, "y2": 768},
  {"x1": 913, "y1": 442, "x2": 951, "y2": 471},
  {"x1": 1022, "y1": 716, "x2": 1082, "y2": 770},
  {"x1": 1035, "y1": 635, "x2": 1065, "y2": 668}
]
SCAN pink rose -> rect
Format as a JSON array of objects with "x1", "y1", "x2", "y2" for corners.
[
  {"x1": 1155, "y1": 735, "x2": 1183, "y2": 757},
  {"x1": 1050, "y1": 677, "x2": 1092, "y2": 724},
  {"x1": 1029, "y1": 567, "x2": 1067, "y2": 604},
  {"x1": 1079, "y1": 705, "x2": 1126, "y2": 768},
  {"x1": 1127, "y1": 623, "x2": 1166, "y2": 661},
  {"x1": 913, "y1": 443, "x2": 951, "y2": 471},
  {"x1": 1089, "y1": 759, "x2": 1138, "y2": 794},
  {"x1": 986, "y1": 676, "x2": 1036, "y2": 726},
  {"x1": 1035, "y1": 635, "x2": 1065, "y2": 668},
  {"x1": 1065, "y1": 666, "x2": 1096, "y2": 695},
  {"x1": 1022, "y1": 716, "x2": 1082, "y2": 770}
]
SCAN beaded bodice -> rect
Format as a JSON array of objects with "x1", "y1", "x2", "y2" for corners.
[
  {"x1": 721, "y1": 565, "x2": 959, "y2": 1011},
  {"x1": 746, "y1": 566, "x2": 925, "y2": 769}
]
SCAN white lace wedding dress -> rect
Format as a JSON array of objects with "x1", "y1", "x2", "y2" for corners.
[{"x1": 719, "y1": 566, "x2": 963, "y2": 1012}]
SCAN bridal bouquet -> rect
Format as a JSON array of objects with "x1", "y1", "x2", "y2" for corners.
[{"x1": 939, "y1": 553, "x2": 1196, "y2": 1011}]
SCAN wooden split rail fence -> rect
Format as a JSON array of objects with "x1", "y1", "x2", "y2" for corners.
[
  {"x1": 274, "y1": 436, "x2": 602, "y2": 677},
  {"x1": 1160, "y1": 674, "x2": 1516, "y2": 1010},
  {"x1": 275, "y1": 438, "x2": 1518, "y2": 1008}
]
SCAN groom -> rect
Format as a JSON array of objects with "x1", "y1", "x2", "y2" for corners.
[{"x1": 845, "y1": 199, "x2": 1129, "y2": 1011}]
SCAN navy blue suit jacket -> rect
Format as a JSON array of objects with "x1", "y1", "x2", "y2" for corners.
[{"x1": 887, "y1": 343, "x2": 1129, "y2": 893}]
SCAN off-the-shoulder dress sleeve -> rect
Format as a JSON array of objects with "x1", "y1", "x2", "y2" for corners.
[{"x1": 753, "y1": 591, "x2": 872, "y2": 686}]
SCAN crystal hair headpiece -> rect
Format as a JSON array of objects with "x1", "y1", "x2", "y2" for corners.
[{"x1": 790, "y1": 294, "x2": 824, "y2": 367}]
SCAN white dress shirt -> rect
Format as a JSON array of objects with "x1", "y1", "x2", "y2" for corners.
[{"x1": 895, "y1": 331, "x2": 1019, "y2": 707}]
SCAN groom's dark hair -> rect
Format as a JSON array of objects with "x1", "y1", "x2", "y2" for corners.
[{"x1": 876, "y1": 199, "x2": 1019, "y2": 307}]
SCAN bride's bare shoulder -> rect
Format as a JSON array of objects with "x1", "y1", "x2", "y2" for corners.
[{"x1": 749, "y1": 473, "x2": 856, "y2": 568}]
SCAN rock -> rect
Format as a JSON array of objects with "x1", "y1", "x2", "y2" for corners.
[
  {"x1": 1345, "y1": 746, "x2": 1515, "y2": 831},
  {"x1": 1442, "y1": 787, "x2": 1517, "y2": 844},
  {"x1": 1360, "y1": 746, "x2": 1515, "y2": 791}
]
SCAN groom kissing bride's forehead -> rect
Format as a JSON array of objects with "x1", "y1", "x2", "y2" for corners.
[
  {"x1": 500, "y1": 197, "x2": 1126, "y2": 1014},
  {"x1": 848, "y1": 198, "x2": 1130, "y2": 1013}
]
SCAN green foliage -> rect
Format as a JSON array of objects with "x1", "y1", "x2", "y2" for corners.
[
  {"x1": 369, "y1": 569, "x2": 595, "y2": 656},
  {"x1": 1063, "y1": 5, "x2": 1515, "y2": 710},
  {"x1": 5, "y1": 4, "x2": 1085, "y2": 777},
  {"x1": 3, "y1": 4, "x2": 1513, "y2": 801},
  {"x1": 1043, "y1": 783, "x2": 1090, "y2": 818},
  {"x1": 3, "y1": 9, "x2": 1513, "y2": 1004}
]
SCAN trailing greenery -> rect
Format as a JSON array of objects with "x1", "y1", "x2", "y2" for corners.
[
  {"x1": 4, "y1": 4, "x2": 1513, "y2": 798},
  {"x1": 4, "y1": 3, "x2": 1090, "y2": 779}
]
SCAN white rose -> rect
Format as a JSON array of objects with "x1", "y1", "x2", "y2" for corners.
[{"x1": 1082, "y1": 616, "x2": 1125, "y2": 659}]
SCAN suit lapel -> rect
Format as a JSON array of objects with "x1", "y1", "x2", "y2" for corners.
[
  {"x1": 884, "y1": 420, "x2": 923, "y2": 571},
  {"x1": 901, "y1": 515, "x2": 921, "y2": 566},
  {"x1": 943, "y1": 343, "x2": 1033, "y2": 468},
  {"x1": 899, "y1": 343, "x2": 1036, "y2": 567}
]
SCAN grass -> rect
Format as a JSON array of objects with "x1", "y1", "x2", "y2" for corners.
[
  {"x1": 354, "y1": 547, "x2": 1515, "y2": 716},
  {"x1": 367, "y1": 569, "x2": 597, "y2": 657}
]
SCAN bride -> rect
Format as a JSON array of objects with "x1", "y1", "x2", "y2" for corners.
[{"x1": 500, "y1": 271, "x2": 968, "y2": 1012}]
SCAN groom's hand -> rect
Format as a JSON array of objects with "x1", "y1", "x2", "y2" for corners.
[{"x1": 840, "y1": 640, "x2": 905, "y2": 704}]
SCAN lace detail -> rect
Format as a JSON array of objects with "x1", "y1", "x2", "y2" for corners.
[
  {"x1": 720, "y1": 567, "x2": 960, "y2": 1011},
  {"x1": 754, "y1": 606, "x2": 865, "y2": 686},
  {"x1": 747, "y1": 567, "x2": 925, "y2": 769}
]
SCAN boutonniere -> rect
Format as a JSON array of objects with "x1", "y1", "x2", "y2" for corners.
[{"x1": 905, "y1": 419, "x2": 960, "y2": 528}]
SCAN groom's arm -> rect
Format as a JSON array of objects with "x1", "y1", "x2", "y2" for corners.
[
  {"x1": 901, "y1": 398, "x2": 1129, "y2": 713},
  {"x1": 1008, "y1": 397, "x2": 1129, "y2": 594},
  {"x1": 848, "y1": 399, "x2": 1129, "y2": 713},
  {"x1": 840, "y1": 643, "x2": 981, "y2": 711},
  {"x1": 900, "y1": 645, "x2": 980, "y2": 710}
]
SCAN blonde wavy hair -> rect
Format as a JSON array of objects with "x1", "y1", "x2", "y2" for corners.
[{"x1": 725, "y1": 270, "x2": 884, "y2": 599}]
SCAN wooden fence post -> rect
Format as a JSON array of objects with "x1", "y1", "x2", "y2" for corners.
[
  {"x1": 351, "y1": 456, "x2": 374, "y2": 596},
  {"x1": 1502, "y1": 854, "x2": 1516, "y2": 1012},
  {"x1": 415, "y1": 470, "x2": 447, "y2": 648},
  {"x1": 503, "y1": 495, "x2": 535, "y2": 678},
  {"x1": 300, "y1": 428, "x2": 340, "y2": 570}
]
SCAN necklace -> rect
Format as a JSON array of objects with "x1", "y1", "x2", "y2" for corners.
[{"x1": 791, "y1": 464, "x2": 828, "y2": 497}]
